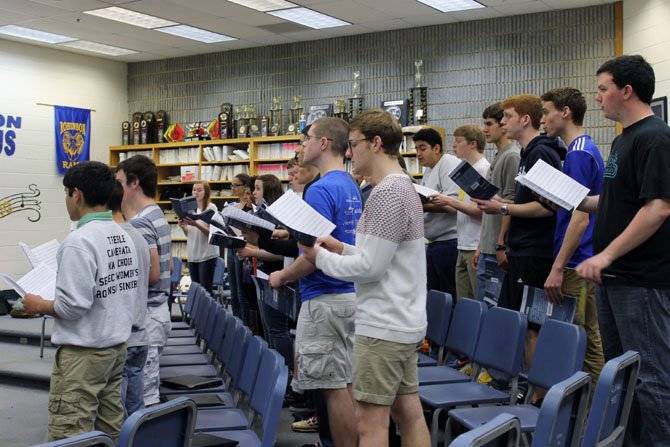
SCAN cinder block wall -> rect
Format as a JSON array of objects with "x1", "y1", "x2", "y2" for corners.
[{"x1": 127, "y1": 4, "x2": 616, "y2": 157}]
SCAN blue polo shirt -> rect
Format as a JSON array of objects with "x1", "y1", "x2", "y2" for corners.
[
  {"x1": 300, "y1": 170, "x2": 362, "y2": 301},
  {"x1": 553, "y1": 135, "x2": 604, "y2": 266}
]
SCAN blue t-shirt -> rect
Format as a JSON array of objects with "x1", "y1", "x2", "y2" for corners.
[
  {"x1": 553, "y1": 135, "x2": 604, "y2": 266},
  {"x1": 300, "y1": 170, "x2": 362, "y2": 301}
]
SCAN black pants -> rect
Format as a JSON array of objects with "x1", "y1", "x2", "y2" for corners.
[{"x1": 188, "y1": 257, "x2": 217, "y2": 294}]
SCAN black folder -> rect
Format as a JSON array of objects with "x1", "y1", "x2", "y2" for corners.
[
  {"x1": 165, "y1": 393, "x2": 228, "y2": 407},
  {"x1": 160, "y1": 374, "x2": 223, "y2": 390},
  {"x1": 170, "y1": 196, "x2": 198, "y2": 219},
  {"x1": 191, "y1": 432, "x2": 239, "y2": 447}
]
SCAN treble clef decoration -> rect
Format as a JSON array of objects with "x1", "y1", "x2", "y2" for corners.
[{"x1": 0, "y1": 184, "x2": 42, "y2": 222}]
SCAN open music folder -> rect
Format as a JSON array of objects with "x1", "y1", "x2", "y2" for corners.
[
  {"x1": 207, "y1": 211, "x2": 246, "y2": 249},
  {"x1": 221, "y1": 204, "x2": 276, "y2": 238},
  {"x1": 515, "y1": 159, "x2": 590, "y2": 211},
  {"x1": 448, "y1": 160, "x2": 500, "y2": 200},
  {"x1": 265, "y1": 190, "x2": 336, "y2": 246},
  {"x1": 0, "y1": 263, "x2": 57, "y2": 301},
  {"x1": 18, "y1": 239, "x2": 60, "y2": 272},
  {"x1": 413, "y1": 183, "x2": 440, "y2": 199},
  {"x1": 170, "y1": 196, "x2": 198, "y2": 220}
]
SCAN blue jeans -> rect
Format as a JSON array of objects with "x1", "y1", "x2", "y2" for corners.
[
  {"x1": 188, "y1": 257, "x2": 217, "y2": 294},
  {"x1": 227, "y1": 249, "x2": 250, "y2": 327},
  {"x1": 426, "y1": 239, "x2": 458, "y2": 298},
  {"x1": 597, "y1": 283, "x2": 670, "y2": 446},
  {"x1": 259, "y1": 301, "x2": 293, "y2": 368},
  {"x1": 475, "y1": 253, "x2": 505, "y2": 305},
  {"x1": 121, "y1": 345, "x2": 148, "y2": 416}
]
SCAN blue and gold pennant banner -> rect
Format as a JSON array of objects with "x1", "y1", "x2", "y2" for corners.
[{"x1": 55, "y1": 105, "x2": 91, "y2": 174}]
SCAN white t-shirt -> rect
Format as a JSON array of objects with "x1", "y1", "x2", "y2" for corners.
[
  {"x1": 186, "y1": 202, "x2": 219, "y2": 263},
  {"x1": 457, "y1": 157, "x2": 491, "y2": 250},
  {"x1": 421, "y1": 153, "x2": 460, "y2": 241}
]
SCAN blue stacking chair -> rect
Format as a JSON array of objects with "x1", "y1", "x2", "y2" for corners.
[
  {"x1": 531, "y1": 371, "x2": 591, "y2": 447},
  {"x1": 449, "y1": 414, "x2": 521, "y2": 447},
  {"x1": 417, "y1": 290, "x2": 453, "y2": 367},
  {"x1": 581, "y1": 351, "x2": 640, "y2": 447},
  {"x1": 172, "y1": 280, "x2": 201, "y2": 330},
  {"x1": 446, "y1": 320, "x2": 587, "y2": 444},
  {"x1": 419, "y1": 307, "x2": 527, "y2": 447},
  {"x1": 32, "y1": 431, "x2": 114, "y2": 447},
  {"x1": 194, "y1": 349, "x2": 287, "y2": 432},
  {"x1": 117, "y1": 396, "x2": 196, "y2": 447},
  {"x1": 162, "y1": 287, "x2": 211, "y2": 356},
  {"x1": 201, "y1": 351, "x2": 290, "y2": 447},
  {"x1": 211, "y1": 257, "x2": 226, "y2": 304},
  {"x1": 418, "y1": 298, "x2": 487, "y2": 385}
]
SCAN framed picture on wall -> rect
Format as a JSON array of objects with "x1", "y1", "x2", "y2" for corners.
[{"x1": 651, "y1": 96, "x2": 667, "y2": 124}]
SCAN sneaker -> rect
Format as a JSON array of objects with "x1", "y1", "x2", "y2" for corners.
[
  {"x1": 292, "y1": 416, "x2": 319, "y2": 433},
  {"x1": 458, "y1": 362, "x2": 473, "y2": 376}
]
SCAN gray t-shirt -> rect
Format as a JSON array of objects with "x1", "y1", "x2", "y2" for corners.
[
  {"x1": 132, "y1": 204, "x2": 171, "y2": 305},
  {"x1": 121, "y1": 221, "x2": 151, "y2": 347},
  {"x1": 421, "y1": 154, "x2": 460, "y2": 241},
  {"x1": 479, "y1": 142, "x2": 521, "y2": 254}
]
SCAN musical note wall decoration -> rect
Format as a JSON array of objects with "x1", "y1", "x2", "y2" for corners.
[{"x1": 0, "y1": 184, "x2": 41, "y2": 222}]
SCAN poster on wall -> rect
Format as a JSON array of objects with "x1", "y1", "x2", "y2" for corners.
[{"x1": 55, "y1": 105, "x2": 91, "y2": 174}]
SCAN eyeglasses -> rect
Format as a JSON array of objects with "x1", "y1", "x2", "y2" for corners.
[
  {"x1": 231, "y1": 183, "x2": 244, "y2": 187},
  {"x1": 305, "y1": 134, "x2": 333, "y2": 142},
  {"x1": 348, "y1": 138, "x2": 371, "y2": 150}
]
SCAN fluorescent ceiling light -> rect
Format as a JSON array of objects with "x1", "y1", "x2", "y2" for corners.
[
  {"x1": 268, "y1": 7, "x2": 350, "y2": 29},
  {"x1": 84, "y1": 6, "x2": 177, "y2": 29},
  {"x1": 0, "y1": 25, "x2": 76, "y2": 44},
  {"x1": 60, "y1": 40, "x2": 138, "y2": 56},
  {"x1": 227, "y1": 0, "x2": 298, "y2": 12},
  {"x1": 417, "y1": 0, "x2": 485, "y2": 12},
  {"x1": 155, "y1": 25, "x2": 237, "y2": 43}
]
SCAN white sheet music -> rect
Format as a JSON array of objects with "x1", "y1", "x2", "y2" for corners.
[
  {"x1": 515, "y1": 159, "x2": 590, "y2": 211},
  {"x1": 266, "y1": 190, "x2": 336, "y2": 238},
  {"x1": 221, "y1": 205, "x2": 276, "y2": 232},
  {"x1": 255, "y1": 269, "x2": 270, "y2": 280},
  {"x1": 0, "y1": 263, "x2": 57, "y2": 301},
  {"x1": 19, "y1": 239, "x2": 60, "y2": 272},
  {"x1": 413, "y1": 184, "x2": 440, "y2": 198}
]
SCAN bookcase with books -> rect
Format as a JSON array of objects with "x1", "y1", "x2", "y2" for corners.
[{"x1": 109, "y1": 135, "x2": 301, "y2": 260}]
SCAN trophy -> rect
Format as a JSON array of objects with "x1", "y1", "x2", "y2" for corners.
[
  {"x1": 333, "y1": 99, "x2": 349, "y2": 122},
  {"x1": 409, "y1": 59, "x2": 428, "y2": 125},
  {"x1": 140, "y1": 118, "x2": 149, "y2": 144},
  {"x1": 249, "y1": 104, "x2": 261, "y2": 137},
  {"x1": 143, "y1": 111, "x2": 156, "y2": 144},
  {"x1": 287, "y1": 96, "x2": 302, "y2": 135},
  {"x1": 121, "y1": 121, "x2": 131, "y2": 145},
  {"x1": 131, "y1": 121, "x2": 141, "y2": 145},
  {"x1": 348, "y1": 70, "x2": 364, "y2": 120},
  {"x1": 156, "y1": 110, "x2": 168, "y2": 143},
  {"x1": 235, "y1": 105, "x2": 248, "y2": 138},
  {"x1": 218, "y1": 103, "x2": 233, "y2": 139},
  {"x1": 270, "y1": 96, "x2": 283, "y2": 136},
  {"x1": 260, "y1": 115, "x2": 269, "y2": 137}
]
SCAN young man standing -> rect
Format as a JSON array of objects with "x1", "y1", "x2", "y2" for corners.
[
  {"x1": 474, "y1": 94, "x2": 565, "y2": 365},
  {"x1": 474, "y1": 104, "x2": 520, "y2": 304},
  {"x1": 540, "y1": 87, "x2": 605, "y2": 385},
  {"x1": 413, "y1": 128, "x2": 460, "y2": 297},
  {"x1": 269, "y1": 117, "x2": 362, "y2": 447},
  {"x1": 23, "y1": 161, "x2": 140, "y2": 440},
  {"x1": 116, "y1": 155, "x2": 172, "y2": 407},
  {"x1": 302, "y1": 109, "x2": 430, "y2": 447},
  {"x1": 576, "y1": 55, "x2": 670, "y2": 446},
  {"x1": 430, "y1": 124, "x2": 490, "y2": 300}
]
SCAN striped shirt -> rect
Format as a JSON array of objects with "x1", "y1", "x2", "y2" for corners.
[{"x1": 132, "y1": 205, "x2": 171, "y2": 305}]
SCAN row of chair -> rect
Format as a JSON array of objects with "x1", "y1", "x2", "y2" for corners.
[{"x1": 420, "y1": 291, "x2": 640, "y2": 447}]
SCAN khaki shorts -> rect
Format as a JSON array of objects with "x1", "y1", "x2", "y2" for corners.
[
  {"x1": 48, "y1": 343, "x2": 127, "y2": 441},
  {"x1": 353, "y1": 335, "x2": 421, "y2": 406},
  {"x1": 294, "y1": 293, "x2": 356, "y2": 390}
]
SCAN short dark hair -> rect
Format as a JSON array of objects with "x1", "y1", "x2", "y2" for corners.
[
  {"x1": 482, "y1": 102, "x2": 504, "y2": 123},
  {"x1": 349, "y1": 109, "x2": 403, "y2": 156},
  {"x1": 256, "y1": 174, "x2": 284, "y2": 205},
  {"x1": 541, "y1": 87, "x2": 587, "y2": 126},
  {"x1": 116, "y1": 154, "x2": 157, "y2": 198},
  {"x1": 596, "y1": 55, "x2": 655, "y2": 104},
  {"x1": 63, "y1": 161, "x2": 115, "y2": 207},
  {"x1": 312, "y1": 117, "x2": 349, "y2": 158},
  {"x1": 234, "y1": 173, "x2": 251, "y2": 187},
  {"x1": 107, "y1": 180, "x2": 124, "y2": 213},
  {"x1": 412, "y1": 128, "x2": 443, "y2": 153}
]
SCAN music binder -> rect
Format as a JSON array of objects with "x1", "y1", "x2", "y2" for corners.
[
  {"x1": 515, "y1": 159, "x2": 590, "y2": 211},
  {"x1": 448, "y1": 160, "x2": 500, "y2": 200},
  {"x1": 221, "y1": 204, "x2": 275, "y2": 238},
  {"x1": 520, "y1": 285, "x2": 577, "y2": 326},
  {"x1": 165, "y1": 393, "x2": 227, "y2": 407},
  {"x1": 191, "y1": 432, "x2": 239, "y2": 447},
  {"x1": 265, "y1": 190, "x2": 336, "y2": 246},
  {"x1": 170, "y1": 196, "x2": 198, "y2": 220},
  {"x1": 160, "y1": 374, "x2": 223, "y2": 390}
]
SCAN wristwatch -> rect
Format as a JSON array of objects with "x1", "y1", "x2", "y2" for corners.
[
  {"x1": 495, "y1": 244, "x2": 507, "y2": 252},
  {"x1": 500, "y1": 203, "x2": 509, "y2": 215}
]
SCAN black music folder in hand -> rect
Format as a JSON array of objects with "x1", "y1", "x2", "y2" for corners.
[
  {"x1": 221, "y1": 204, "x2": 276, "y2": 238},
  {"x1": 448, "y1": 160, "x2": 500, "y2": 200},
  {"x1": 265, "y1": 190, "x2": 336, "y2": 246},
  {"x1": 170, "y1": 196, "x2": 198, "y2": 220}
]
